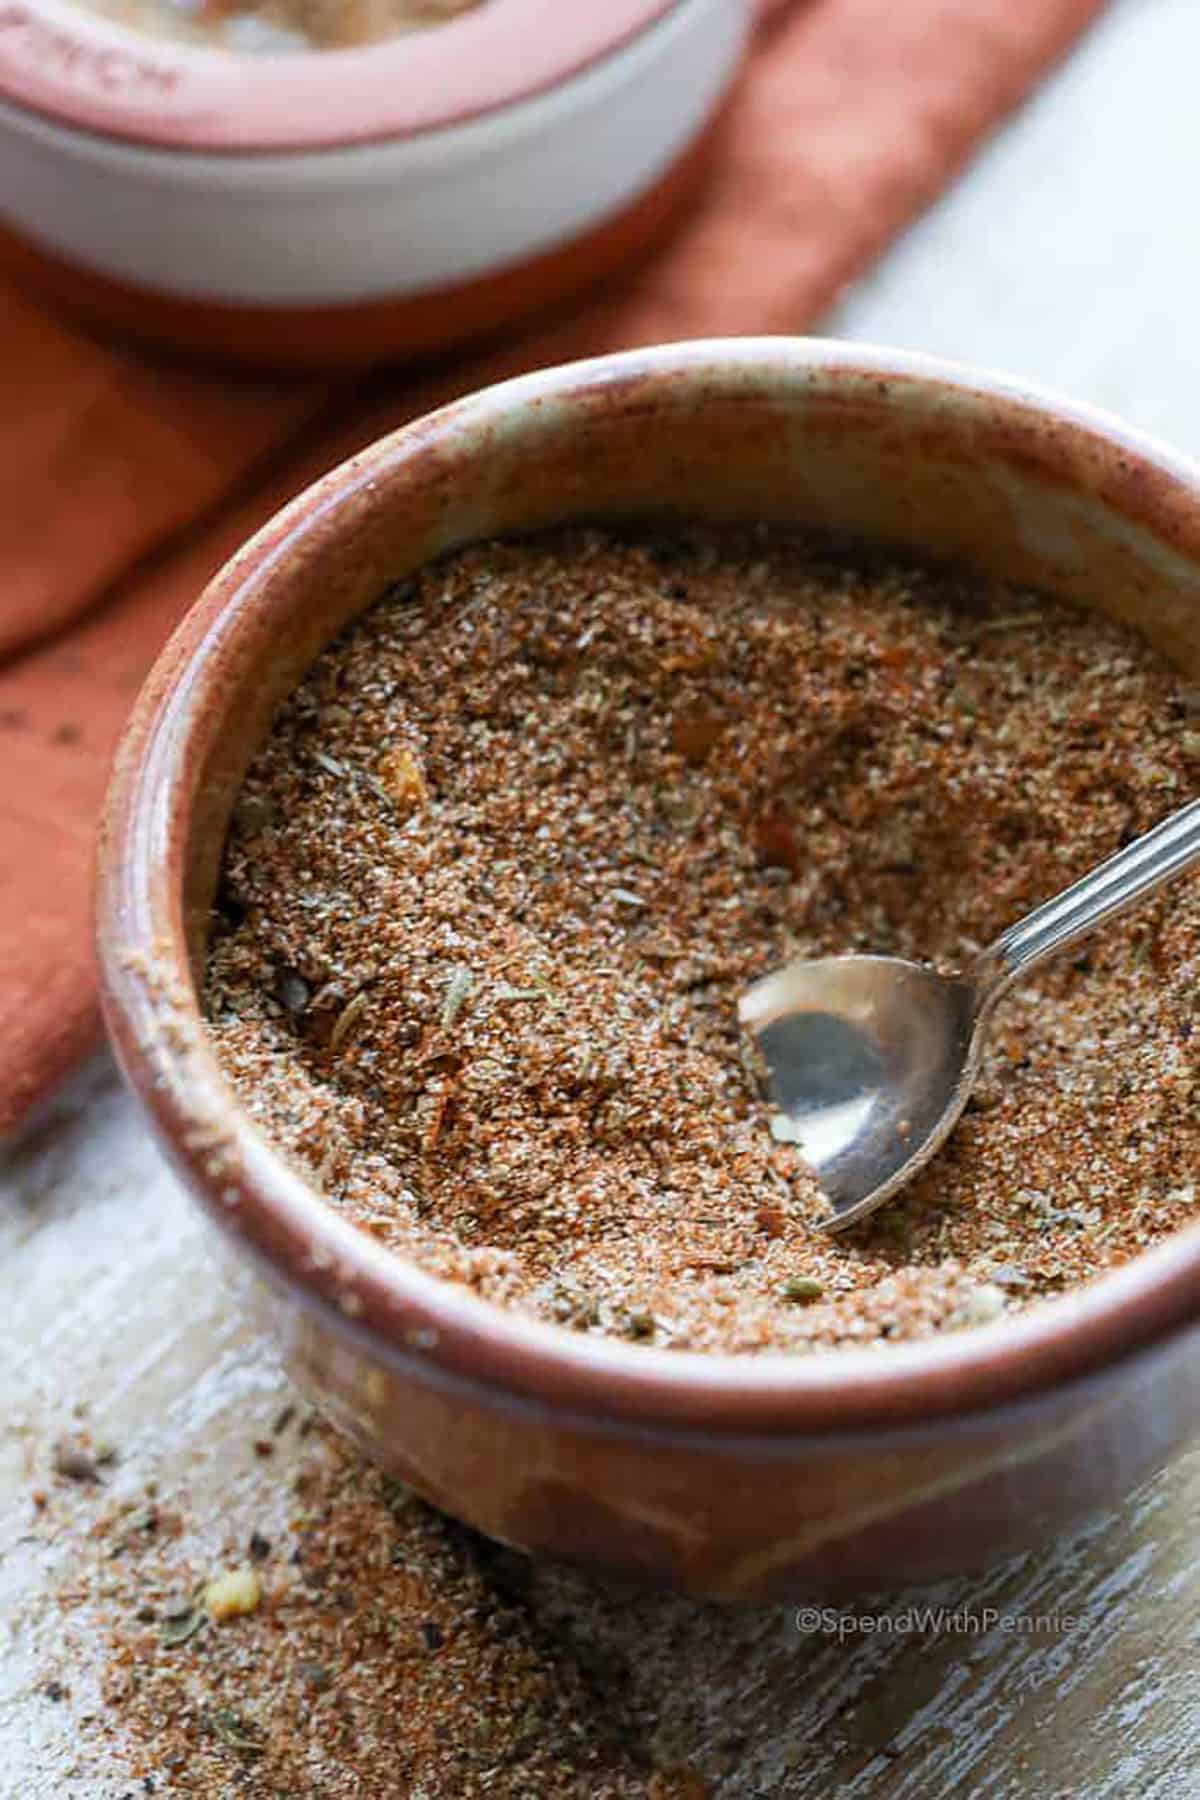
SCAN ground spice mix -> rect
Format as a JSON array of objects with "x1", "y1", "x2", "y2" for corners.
[
  {"x1": 204, "y1": 526, "x2": 1199, "y2": 1353},
  {"x1": 50, "y1": 1417, "x2": 693, "y2": 1797}
]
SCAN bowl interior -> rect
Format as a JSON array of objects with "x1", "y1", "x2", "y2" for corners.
[
  {"x1": 101, "y1": 340, "x2": 1200, "y2": 1431},
  {"x1": 178, "y1": 347, "x2": 1200, "y2": 970}
]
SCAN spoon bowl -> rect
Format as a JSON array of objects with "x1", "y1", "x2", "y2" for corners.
[{"x1": 739, "y1": 955, "x2": 981, "y2": 1230}]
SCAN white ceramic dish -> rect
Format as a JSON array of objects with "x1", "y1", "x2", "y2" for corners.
[{"x1": 0, "y1": 0, "x2": 748, "y2": 364}]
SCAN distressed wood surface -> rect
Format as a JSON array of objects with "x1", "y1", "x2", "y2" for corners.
[{"x1": 3, "y1": 0, "x2": 1199, "y2": 1789}]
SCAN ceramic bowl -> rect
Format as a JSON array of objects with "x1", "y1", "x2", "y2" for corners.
[
  {"x1": 0, "y1": 0, "x2": 747, "y2": 366},
  {"x1": 96, "y1": 339, "x2": 1200, "y2": 1600}
]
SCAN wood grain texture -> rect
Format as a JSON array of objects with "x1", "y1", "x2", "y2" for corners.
[{"x1": 3, "y1": 0, "x2": 1199, "y2": 1788}]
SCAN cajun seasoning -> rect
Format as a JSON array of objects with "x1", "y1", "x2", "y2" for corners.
[
  {"x1": 59, "y1": 1424, "x2": 663, "y2": 1796},
  {"x1": 204, "y1": 526, "x2": 1199, "y2": 1354}
]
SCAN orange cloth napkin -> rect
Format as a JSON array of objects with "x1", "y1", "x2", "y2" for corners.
[{"x1": 0, "y1": 0, "x2": 1105, "y2": 1135}]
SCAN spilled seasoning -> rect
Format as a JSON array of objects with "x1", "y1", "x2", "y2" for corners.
[{"x1": 53, "y1": 1420, "x2": 677, "y2": 1797}]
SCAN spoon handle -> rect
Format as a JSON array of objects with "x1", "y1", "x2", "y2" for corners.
[{"x1": 977, "y1": 796, "x2": 1200, "y2": 998}]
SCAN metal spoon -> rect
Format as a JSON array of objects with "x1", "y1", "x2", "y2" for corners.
[{"x1": 738, "y1": 797, "x2": 1200, "y2": 1233}]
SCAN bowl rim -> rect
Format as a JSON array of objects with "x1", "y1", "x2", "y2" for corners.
[
  {"x1": 96, "y1": 336, "x2": 1200, "y2": 1436},
  {"x1": 0, "y1": 0, "x2": 685, "y2": 153}
]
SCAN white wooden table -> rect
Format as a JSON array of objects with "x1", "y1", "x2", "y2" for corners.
[{"x1": 3, "y1": 1, "x2": 1198, "y2": 1791}]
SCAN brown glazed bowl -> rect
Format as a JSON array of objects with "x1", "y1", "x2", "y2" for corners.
[{"x1": 96, "y1": 339, "x2": 1200, "y2": 1600}]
